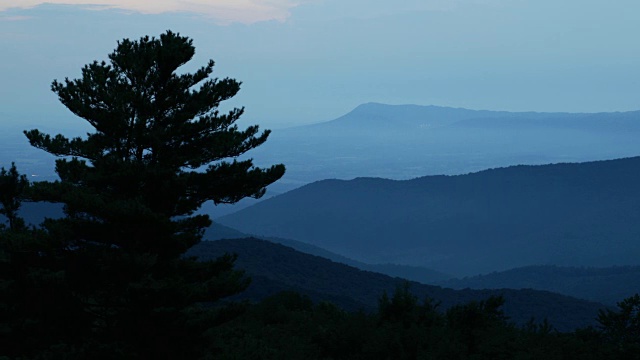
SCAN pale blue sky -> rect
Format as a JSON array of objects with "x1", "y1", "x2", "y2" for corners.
[{"x1": 1, "y1": 1, "x2": 639, "y2": 129}]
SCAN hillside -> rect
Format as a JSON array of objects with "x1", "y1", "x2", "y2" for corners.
[
  {"x1": 218, "y1": 156, "x2": 640, "y2": 275},
  {"x1": 440, "y1": 265, "x2": 640, "y2": 306},
  {"x1": 189, "y1": 238, "x2": 605, "y2": 332},
  {"x1": 205, "y1": 222, "x2": 452, "y2": 283}
]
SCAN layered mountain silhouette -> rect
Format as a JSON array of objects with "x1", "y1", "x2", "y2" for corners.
[
  {"x1": 217, "y1": 156, "x2": 640, "y2": 276},
  {"x1": 203, "y1": 224, "x2": 640, "y2": 306},
  {"x1": 189, "y1": 238, "x2": 605, "y2": 332},
  {"x1": 205, "y1": 223, "x2": 452, "y2": 283},
  {"x1": 6, "y1": 103, "x2": 640, "y2": 207}
]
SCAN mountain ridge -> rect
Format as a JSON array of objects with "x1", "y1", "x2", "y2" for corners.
[
  {"x1": 439, "y1": 265, "x2": 640, "y2": 306},
  {"x1": 218, "y1": 156, "x2": 640, "y2": 275}
]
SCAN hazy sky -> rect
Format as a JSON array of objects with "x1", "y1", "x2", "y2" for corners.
[{"x1": 1, "y1": 1, "x2": 639, "y2": 129}]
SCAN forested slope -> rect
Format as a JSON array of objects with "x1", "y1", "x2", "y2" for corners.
[{"x1": 219, "y1": 157, "x2": 640, "y2": 275}]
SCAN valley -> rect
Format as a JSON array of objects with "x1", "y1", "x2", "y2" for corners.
[{"x1": 4, "y1": 102, "x2": 640, "y2": 341}]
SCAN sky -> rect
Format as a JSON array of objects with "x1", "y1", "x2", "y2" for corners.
[{"x1": 1, "y1": 0, "x2": 639, "y2": 130}]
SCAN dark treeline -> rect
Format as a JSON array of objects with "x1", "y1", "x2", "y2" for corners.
[{"x1": 207, "y1": 289, "x2": 640, "y2": 360}]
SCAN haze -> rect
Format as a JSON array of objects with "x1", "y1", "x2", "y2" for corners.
[{"x1": 1, "y1": 0, "x2": 639, "y2": 130}]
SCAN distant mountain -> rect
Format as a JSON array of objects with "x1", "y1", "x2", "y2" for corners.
[
  {"x1": 247, "y1": 103, "x2": 640, "y2": 191},
  {"x1": 188, "y1": 238, "x2": 605, "y2": 332},
  {"x1": 300, "y1": 102, "x2": 640, "y2": 132},
  {"x1": 217, "y1": 157, "x2": 640, "y2": 276},
  {"x1": 439, "y1": 265, "x2": 640, "y2": 306}
]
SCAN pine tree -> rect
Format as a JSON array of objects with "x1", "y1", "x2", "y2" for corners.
[
  {"x1": 25, "y1": 30, "x2": 284, "y2": 257},
  {"x1": 18, "y1": 31, "x2": 285, "y2": 357}
]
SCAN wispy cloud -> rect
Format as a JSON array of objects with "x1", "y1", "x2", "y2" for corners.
[
  {"x1": 0, "y1": 14, "x2": 32, "y2": 21},
  {"x1": 0, "y1": 1, "x2": 307, "y2": 24}
]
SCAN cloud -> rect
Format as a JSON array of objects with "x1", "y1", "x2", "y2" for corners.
[
  {"x1": 0, "y1": 1, "x2": 307, "y2": 24},
  {"x1": 0, "y1": 15, "x2": 32, "y2": 21}
]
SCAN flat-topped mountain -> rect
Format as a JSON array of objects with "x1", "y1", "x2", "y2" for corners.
[
  {"x1": 303, "y1": 102, "x2": 640, "y2": 131},
  {"x1": 218, "y1": 157, "x2": 640, "y2": 276},
  {"x1": 247, "y1": 103, "x2": 640, "y2": 190}
]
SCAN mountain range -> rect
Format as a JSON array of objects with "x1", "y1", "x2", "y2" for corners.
[
  {"x1": 6, "y1": 103, "x2": 640, "y2": 217},
  {"x1": 217, "y1": 156, "x2": 640, "y2": 276}
]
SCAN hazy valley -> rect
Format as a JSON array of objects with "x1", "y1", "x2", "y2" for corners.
[{"x1": 4, "y1": 102, "x2": 640, "y2": 355}]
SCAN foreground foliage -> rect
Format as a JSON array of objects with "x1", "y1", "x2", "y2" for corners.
[
  {"x1": 2, "y1": 169, "x2": 640, "y2": 358},
  {"x1": 209, "y1": 289, "x2": 637, "y2": 360}
]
